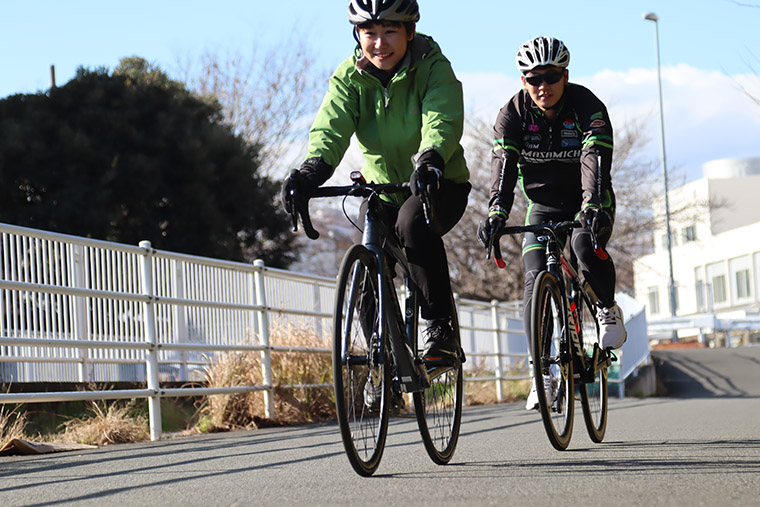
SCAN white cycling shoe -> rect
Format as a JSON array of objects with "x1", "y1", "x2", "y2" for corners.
[
  {"x1": 597, "y1": 303, "x2": 627, "y2": 349},
  {"x1": 526, "y1": 373, "x2": 556, "y2": 411}
]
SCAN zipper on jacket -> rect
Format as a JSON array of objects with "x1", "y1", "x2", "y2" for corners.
[{"x1": 384, "y1": 88, "x2": 390, "y2": 108}]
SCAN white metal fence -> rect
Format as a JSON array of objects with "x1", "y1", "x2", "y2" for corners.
[
  {"x1": 0, "y1": 222, "x2": 647, "y2": 440},
  {"x1": 0, "y1": 222, "x2": 540, "y2": 439}
]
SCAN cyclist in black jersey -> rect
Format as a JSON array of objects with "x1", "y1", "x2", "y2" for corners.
[{"x1": 476, "y1": 36, "x2": 627, "y2": 411}]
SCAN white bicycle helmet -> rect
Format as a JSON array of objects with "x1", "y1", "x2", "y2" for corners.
[
  {"x1": 347, "y1": 0, "x2": 420, "y2": 25},
  {"x1": 515, "y1": 36, "x2": 570, "y2": 73}
]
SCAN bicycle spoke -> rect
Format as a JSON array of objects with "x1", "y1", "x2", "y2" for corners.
[
  {"x1": 579, "y1": 283, "x2": 608, "y2": 442},
  {"x1": 531, "y1": 271, "x2": 574, "y2": 450},
  {"x1": 333, "y1": 245, "x2": 389, "y2": 476}
]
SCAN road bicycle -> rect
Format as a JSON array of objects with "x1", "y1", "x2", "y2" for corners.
[
  {"x1": 286, "y1": 170, "x2": 464, "y2": 476},
  {"x1": 488, "y1": 220, "x2": 615, "y2": 450}
]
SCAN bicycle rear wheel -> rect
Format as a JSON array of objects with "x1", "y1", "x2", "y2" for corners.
[
  {"x1": 333, "y1": 244, "x2": 390, "y2": 476},
  {"x1": 578, "y1": 282, "x2": 608, "y2": 443},
  {"x1": 413, "y1": 304, "x2": 463, "y2": 464},
  {"x1": 531, "y1": 271, "x2": 574, "y2": 450}
]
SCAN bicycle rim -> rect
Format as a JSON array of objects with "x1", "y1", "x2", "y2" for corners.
[
  {"x1": 579, "y1": 282, "x2": 608, "y2": 442},
  {"x1": 414, "y1": 362, "x2": 463, "y2": 464},
  {"x1": 332, "y1": 245, "x2": 390, "y2": 476},
  {"x1": 531, "y1": 271, "x2": 574, "y2": 451}
]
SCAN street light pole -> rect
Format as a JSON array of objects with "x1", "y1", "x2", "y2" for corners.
[{"x1": 643, "y1": 12, "x2": 678, "y2": 331}]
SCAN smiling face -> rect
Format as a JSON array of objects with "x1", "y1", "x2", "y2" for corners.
[
  {"x1": 521, "y1": 66, "x2": 569, "y2": 111},
  {"x1": 357, "y1": 22, "x2": 414, "y2": 71}
]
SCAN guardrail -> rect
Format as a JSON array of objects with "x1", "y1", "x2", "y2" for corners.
[{"x1": 0, "y1": 222, "x2": 536, "y2": 440}]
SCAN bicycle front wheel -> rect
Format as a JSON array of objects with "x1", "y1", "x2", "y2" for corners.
[
  {"x1": 578, "y1": 281, "x2": 608, "y2": 443},
  {"x1": 531, "y1": 271, "x2": 574, "y2": 450},
  {"x1": 413, "y1": 304, "x2": 463, "y2": 464},
  {"x1": 333, "y1": 244, "x2": 390, "y2": 476}
]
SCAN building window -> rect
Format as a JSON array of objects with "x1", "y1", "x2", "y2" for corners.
[
  {"x1": 712, "y1": 274, "x2": 727, "y2": 304},
  {"x1": 736, "y1": 269, "x2": 751, "y2": 300},
  {"x1": 696, "y1": 280, "x2": 705, "y2": 312},
  {"x1": 683, "y1": 225, "x2": 697, "y2": 243},
  {"x1": 662, "y1": 232, "x2": 679, "y2": 250},
  {"x1": 647, "y1": 286, "x2": 660, "y2": 315}
]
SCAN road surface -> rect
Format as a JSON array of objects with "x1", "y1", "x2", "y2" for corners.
[{"x1": 1, "y1": 347, "x2": 759, "y2": 506}]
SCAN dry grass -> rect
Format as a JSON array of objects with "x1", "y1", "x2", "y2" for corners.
[
  {"x1": 196, "y1": 323, "x2": 334, "y2": 431},
  {"x1": 464, "y1": 357, "x2": 532, "y2": 406},
  {"x1": 0, "y1": 405, "x2": 28, "y2": 444},
  {"x1": 57, "y1": 401, "x2": 149, "y2": 445}
]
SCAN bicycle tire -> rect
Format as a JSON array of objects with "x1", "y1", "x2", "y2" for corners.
[
  {"x1": 413, "y1": 299, "x2": 463, "y2": 464},
  {"x1": 531, "y1": 271, "x2": 574, "y2": 451},
  {"x1": 332, "y1": 244, "x2": 390, "y2": 476},
  {"x1": 578, "y1": 281, "x2": 608, "y2": 443}
]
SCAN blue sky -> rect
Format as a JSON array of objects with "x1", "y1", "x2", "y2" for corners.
[{"x1": 2, "y1": 0, "x2": 759, "y2": 182}]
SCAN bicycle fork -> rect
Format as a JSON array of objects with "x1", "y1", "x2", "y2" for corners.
[{"x1": 366, "y1": 242, "x2": 429, "y2": 394}]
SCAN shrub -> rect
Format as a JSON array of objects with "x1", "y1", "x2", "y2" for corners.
[
  {"x1": 58, "y1": 401, "x2": 149, "y2": 445},
  {"x1": 196, "y1": 323, "x2": 334, "y2": 431},
  {"x1": 0, "y1": 405, "x2": 28, "y2": 444}
]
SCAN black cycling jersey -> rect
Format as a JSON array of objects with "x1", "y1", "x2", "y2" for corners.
[{"x1": 489, "y1": 83, "x2": 614, "y2": 216}]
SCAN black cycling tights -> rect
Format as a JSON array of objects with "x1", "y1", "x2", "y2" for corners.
[
  {"x1": 359, "y1": 180, "x2": 470, "y2": 321},
  {"x1": 521, "y1": 207, "x2": 616, "y2": 352}
]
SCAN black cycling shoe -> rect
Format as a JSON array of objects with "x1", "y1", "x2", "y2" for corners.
[{"x1": 422, "y1": 319, "x2": 458, "y2": 362}]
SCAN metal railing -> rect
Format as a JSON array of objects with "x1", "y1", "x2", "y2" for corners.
[{"x1": 0, "y1": 222, "x2": 535, "y2": 440}]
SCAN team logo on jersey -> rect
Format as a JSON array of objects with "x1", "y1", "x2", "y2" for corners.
[
  {"x1": 563, "y1": 120, "x2": 575, "y2": 129},
  {"x1": 522, "y1": 149, "x2": 582, "y2": 162},
  {"x1": 528, "y1": 124, "x2": 540, "y2": 132},
  {"x1": 591, "y1": 111, "x2": 604, "y2": 120},
  {"x1": 561, "y1": 138, "x2": 581, "y2": 148},
  {"x1": 561, "y1": 130, "x2": 578, "y2": 138},
  {"x1": 590, "y1": 119, "x2": 606, "y2": 128}
]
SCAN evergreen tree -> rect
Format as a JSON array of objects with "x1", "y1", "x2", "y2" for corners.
[{"x1": 0, "y1": 57, "x2": 297, "y2": 266}]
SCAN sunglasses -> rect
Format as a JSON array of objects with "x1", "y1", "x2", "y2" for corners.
[{"x1": 524, "y1": 71, "x2": 565, "y2": 86}]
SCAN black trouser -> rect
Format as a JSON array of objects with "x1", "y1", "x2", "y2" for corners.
[
  {"x1": 521, "y1": 204, "x2": 616, "y2": 353},
  {"x1": 359, "y1": 180, "x2": 470, "y2": 321}
]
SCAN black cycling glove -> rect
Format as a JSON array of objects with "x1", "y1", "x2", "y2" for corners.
[
  {"x1": 410, "y1": 148, "x2": 445, "y2": 197},
  {"x1": 477, "y1": 206, "x2": 508, "y2": 248},
  {"x1": 280, "y1": 157, "x2": 332, "y2": 214}
]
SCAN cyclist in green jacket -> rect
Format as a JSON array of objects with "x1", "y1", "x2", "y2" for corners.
[{"x1": 281, "y1": 0, "x2": 471, "y2": 363}]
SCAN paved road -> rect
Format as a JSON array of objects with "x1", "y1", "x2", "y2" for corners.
[{"x1": 2, "y1": 347, "x2": 759, "y2": 506}]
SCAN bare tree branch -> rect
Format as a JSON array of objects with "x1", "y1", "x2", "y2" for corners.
[{"x1": 176, "y1": 33, "x2": 329, "y2": 176}]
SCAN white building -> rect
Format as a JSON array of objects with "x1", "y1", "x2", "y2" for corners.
[{"x1": 633, "y1": 157, "x2": 760, "y2": 344}]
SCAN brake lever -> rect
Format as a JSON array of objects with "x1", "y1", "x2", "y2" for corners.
[
  {"x1": 487, "y1": 231, "x2": 506, "y2": 269},
  {"x1": 296, "y1": 197, "x2": 319, "y2": 240},
  {"x1": 420, "y1": 190, "x2": 434, "y2": 226},
  {"x1": 288, "y1": 190, "x2": 299, "y2": 233}
]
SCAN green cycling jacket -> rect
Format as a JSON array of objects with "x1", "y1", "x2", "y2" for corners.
[{"x1": 306, "y1": 34, "x2": 469, "y2": 205}]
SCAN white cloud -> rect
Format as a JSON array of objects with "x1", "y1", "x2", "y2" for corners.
[{"x1": 460, "y1": 65, "x2": 760, "y2": 183}]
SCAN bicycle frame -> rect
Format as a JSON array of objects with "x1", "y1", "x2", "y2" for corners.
[
  {"x1": 359, "y1": 193, "x2": 430, "y2": 393},
  {"x1": 493, "y1": 222, "x2": 609, "y2": 381},
  {"x1": 291, "y1": 173, "x2": 463, "y2": 474}
]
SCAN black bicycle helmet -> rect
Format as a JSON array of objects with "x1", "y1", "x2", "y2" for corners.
[
  {"x1": 516, "y1": 36, "x2": 570, "y2": 74},
  {"x1": 347, "y1": 0, "x2": 420, "y2": 25}
]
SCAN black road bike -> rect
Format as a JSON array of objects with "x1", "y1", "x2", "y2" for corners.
[
  {"x1": 488, "y1": 221, "x2": 615, "y2": 450},
  {"x1": 287, "y1": 171, "x2": 464, "y2": 476}
]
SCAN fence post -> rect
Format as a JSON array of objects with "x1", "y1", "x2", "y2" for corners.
[
  {"x1": 173, "y1": 260, "x2": 189, "y2": 381},
  {"x1": 312, "y1": 282, "x2": 323, "y2": 340},
  {"x1": 253, "y1": 259, "x2": 274, "y2": 420},
  {"x1": 491, "y1": 299, "x2": 504, "y2": 402},
  {"x1": 139, "y1": 240, "x2": 162, "y2": 441},
  {"x1": 72, "y1": 245, "x2": 90, "y2": 382}
]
